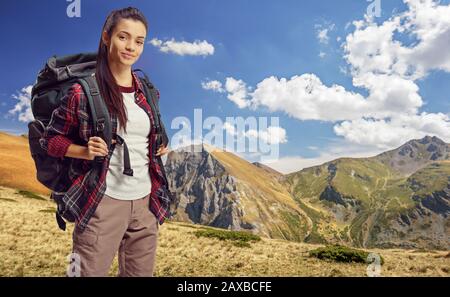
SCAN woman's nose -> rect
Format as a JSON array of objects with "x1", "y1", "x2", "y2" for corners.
[{"x1": 125, "y1": 43, "x2": 135, "y2": 52}]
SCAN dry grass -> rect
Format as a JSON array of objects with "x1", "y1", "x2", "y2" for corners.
[
  {"x1": 0, "y1": 185, "x2": 448, "y2": 277},
  {"x1": 0, "y1": 132, "x2": 51, "y2": 196}
]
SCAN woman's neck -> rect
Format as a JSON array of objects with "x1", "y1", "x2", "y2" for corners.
[{"x1": 108, "y1": 57, "x2": 133, "y2": 87}]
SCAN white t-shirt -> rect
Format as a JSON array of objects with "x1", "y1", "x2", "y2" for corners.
[{"x1": 104, "y1": 87, "x2": 152, "y2": 200}]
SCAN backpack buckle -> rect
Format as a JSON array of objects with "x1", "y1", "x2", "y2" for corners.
[
  {"x1": 65, "y1": 65, "x2": 72, "y2": 78},
  {"x1": 115, "y1": 134, "x2": 124, "y2": 145},
  {"x1": 123, "y1": 168, "x2": 134, "y2": 176},
  {"x1": 96, "y1": 118, "x2": 105, "y2": 132}
]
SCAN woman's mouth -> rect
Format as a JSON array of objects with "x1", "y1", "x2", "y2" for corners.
[{"x1": 121, "y1": 52, "x2": 135, "y2": 60}]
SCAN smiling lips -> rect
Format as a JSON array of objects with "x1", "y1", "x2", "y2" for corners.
[{"x1": 121, "y1": 52, "x2": 135, "y2": 59}]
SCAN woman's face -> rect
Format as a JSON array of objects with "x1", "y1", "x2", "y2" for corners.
[{"x1": 103, "y1": 18, "x2": 147, "y2": 67}]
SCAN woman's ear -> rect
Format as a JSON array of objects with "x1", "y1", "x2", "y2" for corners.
[{"x1": 102, "y1": 30, "x2": 109, "y2": 47}]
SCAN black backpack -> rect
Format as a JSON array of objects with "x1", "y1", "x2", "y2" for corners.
[{"x1": 28, "y1": 52, "x2": 169, "y2": 229}]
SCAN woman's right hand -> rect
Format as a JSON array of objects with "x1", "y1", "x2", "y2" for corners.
[{"x1": 85, "y1": 136, "x2": 109, "y2": 160}]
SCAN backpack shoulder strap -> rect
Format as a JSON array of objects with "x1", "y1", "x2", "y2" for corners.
[
  {"x1": 76, "y1": 74, "x2": 112, "y2": 163},
  {"x1": 133, "y1": 69, "x2": 169, "y2": 148},
  {"x1": 75, "y1": 74, "x2": 113, "y2": 193},
  {"x1": 134, "y1": 70, "x2": 161, "y2": 129}
]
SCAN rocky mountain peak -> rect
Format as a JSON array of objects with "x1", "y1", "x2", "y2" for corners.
[{"x1": 373, "y1": 135, "x2": 450, "y2": 175}]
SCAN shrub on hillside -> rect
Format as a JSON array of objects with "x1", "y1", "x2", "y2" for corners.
[
  {"x1": 193, "y1": 228, "x2": 261, "y2": 248},
  {"x1": 309, "y1": 244, "x2": 385, "y2": 265}
]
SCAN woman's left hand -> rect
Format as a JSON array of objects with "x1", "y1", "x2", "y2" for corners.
[{"x1": 156, "y1": 144, "x2": 170, "y2": 156}]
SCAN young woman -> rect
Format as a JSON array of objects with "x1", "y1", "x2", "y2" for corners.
[{"x1": 43, "y1": 7, "x2": 170, "y2": 277}]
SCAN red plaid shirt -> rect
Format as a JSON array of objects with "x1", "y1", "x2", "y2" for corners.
[{"x1": 41, "y1": 71, "x2": 173, "y2": 232}]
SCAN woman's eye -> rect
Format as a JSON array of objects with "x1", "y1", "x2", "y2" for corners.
[{"x1": 119, "y1": 36, "x2": 126, "y2": 40}]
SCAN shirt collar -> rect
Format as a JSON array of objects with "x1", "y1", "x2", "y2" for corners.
[{"x1": 131, "y1": 70, "x2": 146, "y2": 96}]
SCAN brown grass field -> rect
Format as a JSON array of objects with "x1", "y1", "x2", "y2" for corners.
[
  {"x1": 0, "y1": 185, "x2": 448, "y2": 277},
  {"x1": 0, "y1": 132, "x2": 50, "y2": 196}
]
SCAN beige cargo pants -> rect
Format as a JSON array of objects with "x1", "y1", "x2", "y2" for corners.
[{"x1": 67, "y1": 192, "x2": 159, "y2": 277}]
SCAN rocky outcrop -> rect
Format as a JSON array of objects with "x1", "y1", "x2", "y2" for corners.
[
  {"x1": 164, "y1": 143, "x2": 310, "y2": 241},
  {"x1": 165, "y1": 144, "x2": 246, "y2": 229},
  {"x1": 374, "y1": 188, "x2": 450, "y2": 249},
  {"x1": 373, "y1": 135, "x2": 450, "y2": 176}
]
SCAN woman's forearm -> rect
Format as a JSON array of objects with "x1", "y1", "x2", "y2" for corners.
[{"x1": 65, "y1": 143, "x2": 89, "y2": 160}]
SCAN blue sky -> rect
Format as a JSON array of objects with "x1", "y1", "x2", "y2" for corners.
[{"x1": 1, "y1": 0, "x2": 449, "y2": 173}]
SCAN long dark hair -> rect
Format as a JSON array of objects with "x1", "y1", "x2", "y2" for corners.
[{"x1": 95, "y1": 7, "x2": 148, "y2": 134}]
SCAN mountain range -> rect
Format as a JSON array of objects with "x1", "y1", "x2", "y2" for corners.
[
  {"x1": 166, "y1": 136, "x2": 449, "y2": 250},
  {"x1": 1, "y1": 131, "x2": 448, "y2": 249}
]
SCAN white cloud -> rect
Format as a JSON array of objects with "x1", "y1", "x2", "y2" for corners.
[
  {"x1": 339, "y1": 65, "x2": 348, "y2": 75},
  {"x1": 224, "y1": 77, "x2": 253, "y2": 109},
  {"x1": 223, "y1": 121, "x2": 287, "y2": 146},
  {"x1": 344, "y1": 0, "x2": 450, "y2": 81},
  {"x1": 319, "y1": 51, "x2": 326, "y2": 58},
  {"x1": 201, "y1": 80, "x2": 225, "y2": 93},
  {"x1": 317, "y1": 29, "x2": 329, "y2": 44},
  {"x1": 149, "y1": 38, "x2": 214, "y2": 56},
  {"x1": 241, "y1": 72, "x2": 422, "y2": 122},
  {"x1": 209, "y1": 0, "x2": 450, "y2": 150},
  {"x1": 246, "y1": 74, "x2": 368, "y2": 122},
  {"x1": 8, "y1": 85, "x2": 34, "y2": 123},
  {"x1": 345, "y1": 21, "x2": 352, "y2": 31},
  {"x1": 354, "y1": 73, "x2": 423, "y2": 117},
  {"x1": 244, "y1": 126, "x2": 287, "y2": 145},
  {"x1": 316, "y1": 23, "x2": 336, "y2": 44},
  {"x1": 334, "y1": 112, "x2": 450, "y2": 149}
]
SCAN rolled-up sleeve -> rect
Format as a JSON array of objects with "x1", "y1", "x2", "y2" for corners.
[{"x1": 41, "y1": 83, "x2": 81, "y2": 158}]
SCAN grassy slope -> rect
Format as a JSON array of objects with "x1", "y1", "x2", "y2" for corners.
[
  {"x1": 284, "y1": 157, "x2": 449, "y2": 247},
  {"x1": 0, "y1": 185, "x2": 448, "y2": 277},
  {"x1": 407, "y1": 161, "x2": 450, "y2": 196},
  {"x1": 209, "y1": 150, "x2": 311, "y2": 241},
  {"x1": 0, "y1": 132, "x2": 51, "y2": 196}
]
